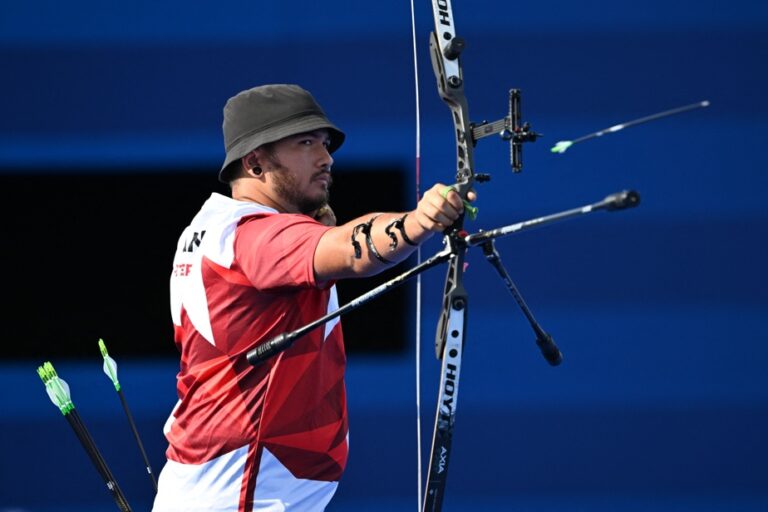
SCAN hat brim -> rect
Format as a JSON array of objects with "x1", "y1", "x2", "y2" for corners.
[{"x1": 219, "y1": 115, "x2": 345, "y2": 183}]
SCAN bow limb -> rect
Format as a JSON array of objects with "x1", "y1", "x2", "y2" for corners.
[{"x1": 422, "y1": 2, "x2": 474, "y2": 510}]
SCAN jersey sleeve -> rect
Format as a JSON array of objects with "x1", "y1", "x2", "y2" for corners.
[{"x1": 233, "y1": 213, "x2": 332, "y2": 290}]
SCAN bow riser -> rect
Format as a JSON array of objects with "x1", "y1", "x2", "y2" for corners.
[{"x1": 428, "y1": 11, "x2": 475, "y2": 201}]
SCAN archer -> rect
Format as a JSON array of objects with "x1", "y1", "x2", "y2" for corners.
[{"x1": 152, "y1": 83, "x2": 474, "y2": 512}]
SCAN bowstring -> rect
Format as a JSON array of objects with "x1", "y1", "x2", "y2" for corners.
[{"x1": 409, "y1": 0, "x2": 423, "y2": 509}]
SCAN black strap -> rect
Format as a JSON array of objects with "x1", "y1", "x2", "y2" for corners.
[
  {"x1": 351, "y1": 223, "x2": 365, "y2": 259},
  {"x1": 385, "y1": 214, "x2": 417, "y2": 250},
  {"x1": 351, "y1": 215, "x2": 392, "y2": 264}
]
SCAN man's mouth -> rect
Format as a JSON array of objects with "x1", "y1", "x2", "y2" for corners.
[{"x1": 313, "y1": 173, "x2": 332, "y2": 187}]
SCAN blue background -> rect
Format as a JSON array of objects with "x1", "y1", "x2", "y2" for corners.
[{"x1": 1, "y1": 1, "x2": 767, "y2": 511}]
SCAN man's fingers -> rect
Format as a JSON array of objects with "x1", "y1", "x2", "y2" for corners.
[
  {"x1": 414, "y1": 183, "x2": 479, "y2": 233},
  {"x1": 414, "y1": 211, "x2": 449, "y2": 232},
  {"x1": 433, "y1": 184, "x2": 477, "y2": 209},
  {"x1": 436, "y1": 185, "x2": 465, "y2": 212},
  {"x1": 415, "y1": 202, "x2": 460, "y2": 232},
  {"x1": 424, "y1": 198, "x2": 461, "y2": 224}
]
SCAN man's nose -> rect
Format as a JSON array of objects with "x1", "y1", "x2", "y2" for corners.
[{"x1": 320, "y1": 147, "x2": 334, "y2": 169}]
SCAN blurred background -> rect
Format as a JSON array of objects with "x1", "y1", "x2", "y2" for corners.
[{"x1": 1, "y1": 1, "x2": 767, "y2": 510}]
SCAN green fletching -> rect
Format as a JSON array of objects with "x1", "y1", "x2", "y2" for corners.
[
  {"x1": 103, "y1": 358, "x2": 120, "y2": 392},
  {"x1": 551, "y1": 140, "x2": 573, "y2": 154},
  {"x1": 98, "y1": 338, "x2": 108, "y2": 358},
  {"x1": 38, "y1": 361, "x2": 74, "y2": 415},
  {"x1": 98, "y1": 339, "x2": 121, "y2": 392},
  {"x1": 43, "y1": 361, "x2": 56, "y2": 378}
]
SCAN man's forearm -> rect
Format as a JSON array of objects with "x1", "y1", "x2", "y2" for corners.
[{"x1": 315, "y1": 210, "x2": 434, "y2": 280}]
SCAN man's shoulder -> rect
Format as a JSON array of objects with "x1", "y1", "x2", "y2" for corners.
[{"x1": 237, "y1": 211, "x2": 324, "y2": 232}]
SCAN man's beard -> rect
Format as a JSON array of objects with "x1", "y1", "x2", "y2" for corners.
[{"x1": 268, "y1": 159, "x2": 331, "y2": 214}]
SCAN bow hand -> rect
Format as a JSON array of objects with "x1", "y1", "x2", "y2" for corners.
[{"x1": 415, "y1": 183, "x2": 477, "y2": 232}]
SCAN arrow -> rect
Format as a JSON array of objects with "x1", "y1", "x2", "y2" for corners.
[
  {"x1": 38, "y1": 361, "x2": 133, "y2": 511},
  {"x1": 99, "y1": 339, "x2": 158, "y2": 492},
  {"x1": 551, "y1": 100, "x2": 710, "y2": 153}
]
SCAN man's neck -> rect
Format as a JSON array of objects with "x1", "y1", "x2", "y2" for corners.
[{"x1": 231, "y1": 185, "x2": 294, "y2": 214}]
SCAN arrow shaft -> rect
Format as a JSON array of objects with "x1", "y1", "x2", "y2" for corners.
[
  {"x1": 67, "y1": 409, "x2": 133, "y2": 511},
  {"x1": 574, "y1": 101, "x2": 709, "y2": 144},
  {"x1": 118, "y1": 389, "x2": 158, "y2": 492}
]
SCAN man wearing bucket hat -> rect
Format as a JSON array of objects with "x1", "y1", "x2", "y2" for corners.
[{"x1": 153, "y1": 84, "x2": 471, "y2": 511}]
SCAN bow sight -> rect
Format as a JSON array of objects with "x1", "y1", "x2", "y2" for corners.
[
  {"x1": 429, "y1": 7, "x2": 540, "y2": 182},
  {"x1": 474, "y1": 89, "x2": 541, "y2": 172}
]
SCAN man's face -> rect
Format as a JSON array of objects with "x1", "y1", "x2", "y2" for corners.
[{"x1": 263, "y1": 129, "x2": 334, "y2": 214}]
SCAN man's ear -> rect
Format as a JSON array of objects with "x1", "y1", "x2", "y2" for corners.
[{"x1": 243, "y1": 149, "x2": 261, "y2": 174}]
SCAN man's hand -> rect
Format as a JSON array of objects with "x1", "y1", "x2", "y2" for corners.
[
  {"x1": 312, "y1": 204, "x2": 337, "y2": 227},
  {"x1": 414, "y1": 183, "x2": 477, "y2": 232}
]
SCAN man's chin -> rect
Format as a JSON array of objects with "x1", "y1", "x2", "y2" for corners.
[{"x1": 299, "y1": 195, "x2": 329, "y2": 215}]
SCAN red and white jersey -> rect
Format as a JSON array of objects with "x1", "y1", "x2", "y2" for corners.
[{"x1": 155, "y1": 193, "x2": 348, "y2": 511}]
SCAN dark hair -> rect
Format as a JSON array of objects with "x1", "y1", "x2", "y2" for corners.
[{"x1": 225, "y1": 141, "x2": 279, "y2": 185}]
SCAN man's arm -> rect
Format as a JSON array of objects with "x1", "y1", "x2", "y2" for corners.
[{"x1": 313, "y1": 183, "x2": 469, "y2": 281}]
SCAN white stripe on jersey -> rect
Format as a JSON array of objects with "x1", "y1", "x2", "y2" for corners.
[
  {"x1": 324, "y1": 286, "x2": 339, "y2": 341},
  {"x1": 153, "y1": 444, "x2": 249, "y2": 511},
  {"x1": 170, "y1": 193, "x2": 276, "y2": 346}
]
